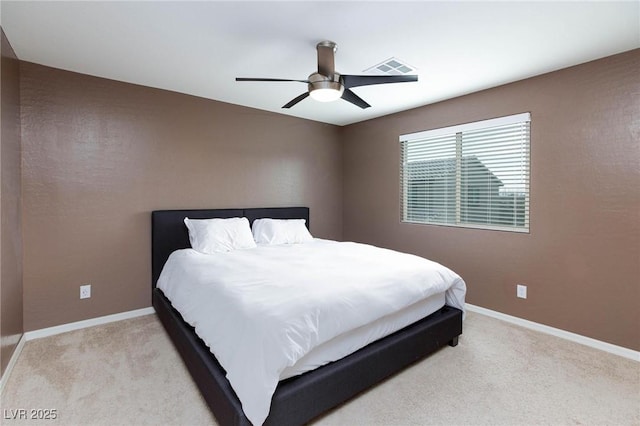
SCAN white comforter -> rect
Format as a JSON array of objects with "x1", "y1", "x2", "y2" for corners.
[{"x1": 157, "y1": 239, "x2": 466, "y2": 425}]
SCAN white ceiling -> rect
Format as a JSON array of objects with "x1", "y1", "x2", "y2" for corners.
[{"x1": 2, "y1": 1, "x2": 638, "y2": 126}]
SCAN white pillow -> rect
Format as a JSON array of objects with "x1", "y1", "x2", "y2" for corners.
[
  {"x1": 252, "y1": 218, "x2": 313, "y2": 245},
  {"x1": 184, "y1": 217, "x2": 257, "y2": 254}
]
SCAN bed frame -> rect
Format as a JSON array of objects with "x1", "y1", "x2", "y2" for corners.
[{"x1": 151, "y1": 207, "x2": 463, "y2": 426}]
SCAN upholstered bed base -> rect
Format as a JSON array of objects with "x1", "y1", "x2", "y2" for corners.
[{"x1": 151, "y1": 207, "x2": 463, "y2": 425}]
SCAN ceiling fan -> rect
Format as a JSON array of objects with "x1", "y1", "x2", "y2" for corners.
[{"x1": 236, "y1": 41, "x2": 418, "y2": 109}]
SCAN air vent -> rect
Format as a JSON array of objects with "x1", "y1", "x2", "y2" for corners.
[{"x1": 364, "y1": 57, "x2": 416, "y2": 75}]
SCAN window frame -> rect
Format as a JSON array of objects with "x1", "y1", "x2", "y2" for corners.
[{"x1": 399, "y1": 112, "x2": 531, "y2": 233}]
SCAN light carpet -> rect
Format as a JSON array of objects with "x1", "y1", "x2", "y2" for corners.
[{"x1": 2, "y1": 311, "x2": 638, "y2": 425}]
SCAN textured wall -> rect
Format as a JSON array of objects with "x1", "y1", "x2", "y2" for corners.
[
  {"x1": 1, "y1": 28, "x2": 23, "y2": 376},
  {"x1": 342, "y1": 49, "x2": 640, "y2": 351},
  {"x1": 20, "y1": 62, "x2": 343, "y2": 331},
  {"x1": 14, "y1": 47, "x2": 640, "y2": 353}
]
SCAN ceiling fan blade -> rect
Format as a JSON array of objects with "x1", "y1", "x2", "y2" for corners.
[
  {"x1": 236, "y1": 78, "x2": 309, "y2": 83},
  {"x1": 341, "y1": 74, "x2": 418, "y2": 89},
  {"x1": 283, "y1": 92, "x2": 310, "y2": 109},
  {"x1": 341, "y1": 88, "x2": 371, "y2": 109}
]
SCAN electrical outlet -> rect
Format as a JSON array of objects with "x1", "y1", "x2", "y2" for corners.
[
  {"x1": 80, "y1": 284, "x2": 91, "y2": 299},
  {"x1": 516, "y1": 284, "x2": 527, "y2": 299}
]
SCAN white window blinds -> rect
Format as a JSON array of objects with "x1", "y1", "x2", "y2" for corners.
[{"x1": 400, "y1": 112, "x2": 530, "y2": 232}]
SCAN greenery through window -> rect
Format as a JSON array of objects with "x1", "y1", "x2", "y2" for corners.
[{"x1": 400, "y1": 113, "x2": 530, "y2": 232}]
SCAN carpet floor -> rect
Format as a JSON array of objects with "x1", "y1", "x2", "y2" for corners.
[{"x1": 2, "y1": 311, "x2": 638, "y2": 425}]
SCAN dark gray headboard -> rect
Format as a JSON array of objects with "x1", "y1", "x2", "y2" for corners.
[{"x1": 151, "y1": 207, "x2": 310, "y2": 288}]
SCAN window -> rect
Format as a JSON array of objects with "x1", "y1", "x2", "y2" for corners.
[{"x1": 400, "y1": 112, "x2": 530, "y2": 232}]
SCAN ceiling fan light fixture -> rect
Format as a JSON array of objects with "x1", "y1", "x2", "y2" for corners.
[
  {"x1": 309, "y1": 87, "x2": 343, "y2": 102},
  {"x1": 309, "y1": 81, "x2": 344, "y2": 102},
  {"x1": 308, "y1": 72, "x2": 344, "y2": 102}
]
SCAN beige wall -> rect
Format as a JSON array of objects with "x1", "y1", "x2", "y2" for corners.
[
  {"x1": 20, "y1": 62, "x2": 343, "y2": 331},
  {"x1": 342, "y1": 49, "x2": 640, "y2": 351},
  {"x1": 1, "y1": 28, "x2": 23, "y2": 376}
]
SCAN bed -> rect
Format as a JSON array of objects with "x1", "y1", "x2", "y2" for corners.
[{"x1": 152, "y1": 207, "x2": 464, "y2": 426}]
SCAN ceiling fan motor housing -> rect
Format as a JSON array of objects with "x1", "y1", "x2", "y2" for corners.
[
  {"x1": 308, "y1": 72, "x2": 344, "y2": 101},
  {"x1": 308, "y1": 41, "x2": 344, "y2": 102}
]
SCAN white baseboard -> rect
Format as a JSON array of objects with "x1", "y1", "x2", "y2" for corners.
[
  {"x1": 0, "y1": 334, "x2": 26, "y2": 396},
  {"x1": 465, "y1": 303, "x2": 639, "y2": 362},
  {"x1": 24, "y1": 307, "x2": 155, "y2": 341}
]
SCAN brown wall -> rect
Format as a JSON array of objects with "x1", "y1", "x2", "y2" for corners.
[
  {"x1": 342, "y1": 49, "x2": 640, "y2": 351},
  {"x1": 1, "y1": 28, "x2": 23, "y2": 376},
  {"x1": 20, "y1": 62, "x2": 343, "y2": 331},
  {"x1": 13, "y1": 46, "x2": 640, "y2": 352}
]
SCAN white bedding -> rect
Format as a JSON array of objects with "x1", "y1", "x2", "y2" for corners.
[
  {"x1": 280, "y1": 291, "x2": 445, "y2": 379},
  {"x1": 157, "y1": 239, "x2": 466, "y2": 425}
]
